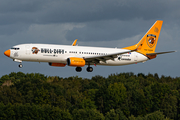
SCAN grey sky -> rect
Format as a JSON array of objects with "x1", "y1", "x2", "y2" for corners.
[{"x1": 0, "y1": 0, "x2": 180, "y2": 78}]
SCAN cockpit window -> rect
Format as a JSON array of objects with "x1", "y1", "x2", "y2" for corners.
[{"x1": 11, "y1": 48, "x2": 20, "y2": 50}]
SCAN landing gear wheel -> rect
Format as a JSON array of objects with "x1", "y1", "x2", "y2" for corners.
[
  {"x1": 76, "y1": 67, "x2": 82, "y2": 72},
  {"x1": 19, "y1": 64, "x2": 23, "y2": 68},
  {"x1": 87, "y1": 67, "x2": 93, "y2": 72}
]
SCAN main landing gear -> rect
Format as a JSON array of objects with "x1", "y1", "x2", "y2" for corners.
[
  {"x1": 76, "y1": 67, "x2": 82, "y2": 72},
  {"x1": 75, "y1": 64, "x2": 93, "y2": 72},
  {"x1": 87, "y1": 67, "x2": 93, "y2": 72},
  {"x1": 87, "y1": 63, "x2": 93, "y2": 72}
]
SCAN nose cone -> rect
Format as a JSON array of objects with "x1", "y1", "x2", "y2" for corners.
[{"x1": 4, "y1": 50, "x2": 11, "y2": 57}]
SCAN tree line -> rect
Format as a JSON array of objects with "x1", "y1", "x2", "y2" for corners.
[{"x1": 0, "y1": 72, "x2": 179, "y2": 120}]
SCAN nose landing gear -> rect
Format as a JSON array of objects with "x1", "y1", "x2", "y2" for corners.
[{"x1": 18, "y1": 63, "x2": 23, "y2": 68}]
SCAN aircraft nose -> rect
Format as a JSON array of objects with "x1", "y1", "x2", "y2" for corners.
[{"x1": 4, "y1": 49, "x2": 11, "y2": 57}]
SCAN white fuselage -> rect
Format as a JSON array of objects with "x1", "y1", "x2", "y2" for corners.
[{"x1": 9, "y1": 44, "x2": 148, "y2": 66}]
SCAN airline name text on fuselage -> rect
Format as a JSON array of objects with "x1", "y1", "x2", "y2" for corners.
[{"x1": 41, "y1": 48, "x2": 64, "y2": 54}]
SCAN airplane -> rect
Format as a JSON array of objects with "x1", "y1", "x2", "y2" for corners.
[{"x1": 4, "y1": 20, "x2": 175, "y2": 72}]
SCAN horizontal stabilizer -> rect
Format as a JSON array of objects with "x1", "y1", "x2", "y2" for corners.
[{"x1": 146, "y1": 51, "x2": 176, "y2": 55}]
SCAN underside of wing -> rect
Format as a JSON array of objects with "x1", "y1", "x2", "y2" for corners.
[{"x1": 84, "y1": 49, "x2": 135, "y2": 64}]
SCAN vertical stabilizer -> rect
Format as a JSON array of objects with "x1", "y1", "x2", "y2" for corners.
[{"x1": 123, "y1": 20, "x2": 163, "y2": 59}]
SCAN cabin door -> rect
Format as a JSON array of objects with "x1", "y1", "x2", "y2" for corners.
[{"x1": 26, "y1": 45, "x2": 30, "y2": 55}]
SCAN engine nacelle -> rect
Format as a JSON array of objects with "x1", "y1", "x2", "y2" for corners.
[
  {"x1": 67, "y1": 57, "x2": 85, "y2": 67},
  {"x1": 49, "y1": 63, "x2": 66, "y2": 67}
]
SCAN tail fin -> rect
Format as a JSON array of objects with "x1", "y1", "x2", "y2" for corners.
[{"x1": 123, "y1": 20, "x2": 163, "y2": 59}]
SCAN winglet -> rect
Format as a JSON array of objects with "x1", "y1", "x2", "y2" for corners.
[{"x1": 72, "y1": 39, "x2": 78, "y2": 46}]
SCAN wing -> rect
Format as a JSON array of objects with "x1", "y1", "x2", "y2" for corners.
[{"x1": 83, "y1": 49, "x2": 135, "y2": 63}]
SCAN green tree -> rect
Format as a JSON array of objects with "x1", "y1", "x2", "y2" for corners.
[
  {"x1": 107, "y1": 82, "x2": 127, "y2": 109},
  {"x1": 72, "y1": 109, "x2": 104, "y2": 120},
  {"x1": 79, "y1": 98, "x2": 96, "y2": 109},
  {"x1": 34, "y1": 87, "x2": 50, "y2": 105},
  {"x1": 105, "y1": 109, "x2": 127, "y2": 120},
  {"x1": 144, "y1": 111, "x2": 170, "y2": 120}
]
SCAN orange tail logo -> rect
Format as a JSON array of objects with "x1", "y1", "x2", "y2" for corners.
[{"x1": 147, "y1": 34, "x2": 156, "y2": 48}]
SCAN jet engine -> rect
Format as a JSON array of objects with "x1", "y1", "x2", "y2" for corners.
[{"x1": 67, "y1": 57, "x2": 85, "y2": 67}]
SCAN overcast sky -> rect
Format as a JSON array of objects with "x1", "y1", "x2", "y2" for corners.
[{"x1": 1, "y1": 0, "x2": 180, "y2": 78}]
